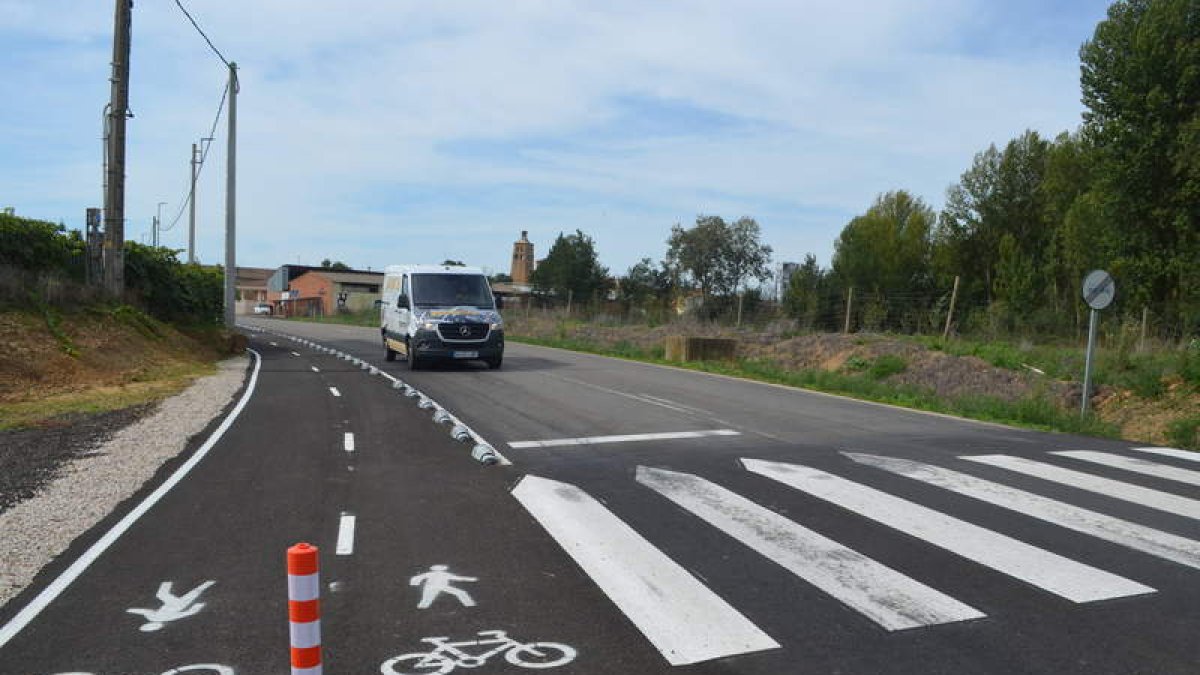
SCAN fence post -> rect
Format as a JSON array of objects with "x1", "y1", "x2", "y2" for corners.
[
  {"x1": 843, "y1": 286, "x2": 854, "y2": 334},
  {"x1": 943, "y1": 275, "x2": 960, "y2": 340},
  {"x1": 1139, "y1": 306, "x2": 1148, "y2": 353},
  {"x1": 288, "y1": 543, "x2": 322, "y2": 674}
]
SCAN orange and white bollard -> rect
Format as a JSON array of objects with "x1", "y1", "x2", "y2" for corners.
[{"x1": 287, "y1": 542, "x2": 322, "y2": 674}]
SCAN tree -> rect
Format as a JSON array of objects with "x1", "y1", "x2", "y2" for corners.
[
  {"x1": 783, "y1": 254, "x2": 836, "y2": 330},
  {"x1": 835, "y1": 191, "x2": 934, "y2": 295},
  {"x1": 530, "y1": 230, "x2": 609, "y2": 304},
  {"x1": 441, "y1": 259, "x2": 465, "y2": 267},
  {"x1": 618, "y1": 257, "x2": 673, "y2": 314},
  {"x1": 666, "y1": 215, "x2": 772, "y2": 322},
  {"x1": 321, "y1": 259, "x2": 350, "y2": 271},
  {"x1": 1080, "y1": 0, "x2": 1200, "y2": 334}
]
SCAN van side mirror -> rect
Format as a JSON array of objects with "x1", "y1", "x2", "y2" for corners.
[
  {"x1": 397, "y1": 294, "x2": 409, "y2": 309},
  {"x1": 495, "y1": 295, "x2": 504, "y2": 310}
]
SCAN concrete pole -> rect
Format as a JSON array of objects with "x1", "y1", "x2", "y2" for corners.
[
  {"x1": 103, "y1": 0, "x2": 132, "y2": 298},
  {"x1": 188, "y1": 142, "x2": 198, "y2": 264},
  {"x1": 223, "y1": 63, "x2": 238, "y2": 328}
]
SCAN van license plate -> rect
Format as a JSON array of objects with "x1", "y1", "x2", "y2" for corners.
[{"x1": 452, "y1": 350, "x2": 478, "y2": 359}]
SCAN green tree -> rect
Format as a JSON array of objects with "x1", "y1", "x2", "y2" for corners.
[
  {"x1": 783, "y1": 254, "x2": 836, "y2": 330},
  {"x1": 530, "y1": 230, "x2": 609, "y2": 303},
  {"x1": 666, "y1": 216, "x2": 727, "y2": 303},
  {"x1": 834, "y1": 191, "x2": 934, "y2": 295},
  {"x1": 441, "y1": 259, "x2": 466, "y2": 267},
  {"x1": 724, "y1": 217, "x2": 773, "y2": 325},
  {"x1": 1080, "y1": 0, "x2": 1200, "y2": 334},
  {"x1": 618, "y1": 257, "x2": 673, "y2": 314},
  {"x1": 320, "y1": 259, "x2": 350, "y2": 271}
]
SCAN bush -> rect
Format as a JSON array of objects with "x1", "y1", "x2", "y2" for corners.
[
  {"x1": 869, "y1": 354, "x2": 907, "y2": 380},
  {"x1": 1167, "y1": 416, "x2": 1200, "y2": 451},
  {"x1": 124, "y1": 243, "x2": 223, "y2": 325},
  {"x1": 0, "y1": 213, "x2": 84, "y2": 276}
]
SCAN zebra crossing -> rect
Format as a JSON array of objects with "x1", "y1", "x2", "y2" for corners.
[{"x1": 511, "y1": 446, "x2": 1200, "y2": 666}]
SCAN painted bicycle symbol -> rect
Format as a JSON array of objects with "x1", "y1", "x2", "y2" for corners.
[{"x1": 380, "y1": 629, "x2": 576, "y2": 674}]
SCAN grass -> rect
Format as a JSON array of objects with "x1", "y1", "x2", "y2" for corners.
[
  {"x1": 0, "y1": 361, "x2": 216, "y2": 430},
  {"x1": 509, "y1": 333, "x2": 1120, "y2": 439}
]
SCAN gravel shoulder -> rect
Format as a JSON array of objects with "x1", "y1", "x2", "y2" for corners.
[{"x1": 0, "y1": 354, "x2": 249, "y2": 609}]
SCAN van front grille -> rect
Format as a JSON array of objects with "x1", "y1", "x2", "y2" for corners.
[{"x1": 437, "y1": 323, "x2": 489, "y2": 342}]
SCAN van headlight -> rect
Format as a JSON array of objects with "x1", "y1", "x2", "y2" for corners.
[
  {"x1": 490, "y1": 320, "x2": 503, "y2": 331},
  {"x1": 421, "y1": 321, "x2": 438, "y2": 331}
]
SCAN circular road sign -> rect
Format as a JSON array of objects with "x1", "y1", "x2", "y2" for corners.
[{"x1": 1082, "y1": 269, "x2": 1116, "y2": 310}]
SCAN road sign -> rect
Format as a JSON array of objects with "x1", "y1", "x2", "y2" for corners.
[{"x1": 1082, "y1": 270, "x2": 1115, "y2": 310}]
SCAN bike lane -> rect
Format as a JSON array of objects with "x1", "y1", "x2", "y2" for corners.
[{"x1": 0, "y1": 333, "x2": 681, "y2": 675}]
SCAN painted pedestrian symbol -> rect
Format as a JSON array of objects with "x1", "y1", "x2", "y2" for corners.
[
  {"x1": 127, "y1": 581, "x2": 215, "y2": 631},
  {"x1": 410, "y1": 565, "x2": 477, "y2": 609}
]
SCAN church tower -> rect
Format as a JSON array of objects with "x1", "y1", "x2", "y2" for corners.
[{"x1": 511, "y1": 230, "x2": 535, "y2": 284}]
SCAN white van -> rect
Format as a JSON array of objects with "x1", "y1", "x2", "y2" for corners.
[{"x1": 380, "y1": 264, "x2": 504, "y2": 369}]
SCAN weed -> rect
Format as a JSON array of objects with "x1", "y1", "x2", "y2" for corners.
[
  {"x1": 869, "y1": 354, "x2": 907, "y2": 380},
  {"x1": 29, "y1": 292, "x2": 78, "y2": 357},
  {"x1": 1166, "y1": 416, "x2": 1200, "y2": 451},
  {"x1": 844, "y1": 355, "x2": 870, "y2": 371}
]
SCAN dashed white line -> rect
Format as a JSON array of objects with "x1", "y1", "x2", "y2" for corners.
[
  {"x1": 508, "y1": 429, "x2": 740, "y2": 449},
  {"x1": 336, "y1": 514, "x2": 357, "y2": 556},
  {"x1": 329, "y1": 387, "x2": 341, "y2": 397},
  {"x1": 311, "y1": 366, "x2": 320, "y2": 373},
  {"x1": 291, "y1": 351, "x2": 301, "y2": 357},
  {"x1": 344, "y1": 433, "x2": 355, "y2": 453}
]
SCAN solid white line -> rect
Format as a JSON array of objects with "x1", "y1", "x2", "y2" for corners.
[
  {"x1": 745, "y1": 459, "x2": 1152, "y2": 602},
  {"x1": 329, "y1": 387, "x2": 341, "y2": 397},
  {"x1": 637, "y1": 467, "x2": 984, "y2": 630},
  {"x1": 965, "y1": 454, "x2": 1200, "y2": 521},
  {"x1": 508, "y1": 429, "x2": 740, "y2": 449},
  {"x1": 848, "y1": 453, "x2": 1200, "y2": 571},
  {"x1": 336, "y1": 514, "x2": 356, "y2": 556},
  {"x1": 0, "y1": 350, "x2": 263, "y2": 649},
  {"x1": 1134, "y1": 447, "x2": 1200, "y2": 463},
  {"x1": 512, "y1": 475, "x2": 779, "y2": 665},
  {"x1": 311, "y1": 366, "x2": 320, "y2": 373},
  {"x1": 343, "y1": 432, "x2": 355, "y2": 453},
  {"x1": 1054, "y1": 451, "x2": 1200, "y2": 487}
]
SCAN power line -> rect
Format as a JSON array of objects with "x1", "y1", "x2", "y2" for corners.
[
  {"x1": 161, "y1": 83, "x2": 228, "y2": 233},
  {"x1": 172, "y1": 0, "x2": 230, "y2": 68}
]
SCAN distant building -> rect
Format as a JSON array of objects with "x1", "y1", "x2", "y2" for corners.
[
  {"x1": 284, "y1": 270, "x2": 383, "y2": 317},
  {"x1": 511, "y1": 230, "x2": 535, "y2": 284},
  {"x1": 234, "y1": 266, "x2": 274, "y2": 314},
  {"x1": 775, "y1": 261, "x2": 800, "y2": 301}
]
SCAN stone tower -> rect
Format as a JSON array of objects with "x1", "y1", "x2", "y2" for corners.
[{"x1": 511, "y1": 230, "x2": 535, "y2": 284}]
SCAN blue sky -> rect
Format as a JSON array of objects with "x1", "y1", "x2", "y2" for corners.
[{"x1": 0, "y1": 1, "x2": 1112, "y2": 278}]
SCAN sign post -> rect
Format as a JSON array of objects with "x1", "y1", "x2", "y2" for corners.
[{"x1": 1080, "y1": 270, "x2": 1115, "y2": 417}]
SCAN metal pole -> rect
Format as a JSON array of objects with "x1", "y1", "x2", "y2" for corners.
[
  {"x1": 188, "y1": 142, "x2": 198, "y2": 263},
  {"x1": 103, "y1": 0, "x2": 132, "y2": 298},
  {"x1": 1081, "y1": 308, "x2": 1099, "y2": 417},
  {"x1": 224, "y1": 63, "x2": 238, "y2": 328}
]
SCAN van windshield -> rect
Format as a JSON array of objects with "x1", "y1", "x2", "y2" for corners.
[{"x1": 411, "y1": 274, "x2": 494, "y2": 309}]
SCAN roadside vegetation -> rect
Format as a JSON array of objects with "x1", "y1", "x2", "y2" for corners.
[{"x1": 0, "y1": 212, "x2": 235, "y2": 430}]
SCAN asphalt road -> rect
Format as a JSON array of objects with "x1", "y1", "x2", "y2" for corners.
[{"x1": 2, "y1": 317, "x2": 1199, "y2": 675}]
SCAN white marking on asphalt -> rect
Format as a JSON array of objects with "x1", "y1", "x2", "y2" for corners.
[
  {"x1": 847, "y1": 453, "x2": 1200, "y2": 571},
  {"x1": 344, "y1": 432, "x2": 355, "y2": 453},
  {"x1": 0, "y1": 350, "x2": 263, "y2": 649},
  {"x1": 637, "y1": 467, "x2": 985, "y2": 630},
  {"x1": 126, "y1": 581, "x2": 216, "y2": 631},
  {"x1": 311, "y1": 366, "x2": 320, "y2": 373},
  {"x1": 1055, "y1": 450, "x2": 1200, "y2": 487},
  {"x1": 745, "y1": 459, "x2": 1153, "y2": 602},
  {"x1": 512, "y1": 475, "x2": 778, "y2": 665},
  {"x1": 329, "y1": 387, "x2": 341, "y2": 397},
  {"x1": 411, "y1": 565, "x2": 477, "y2": 608},
  {"x1": 269, "y1": 341, "x2": 278, "y2": 346},
  {"x1": 291, "y1": 351, "x2": 301, "y2": 357},
  {"x1": 637, "y1": 394, "x2": 713, "y2": 416},
  {"x1": 508, "y1": 429, "x2": 740, "y2": 449},
  {"x1": 965, "y1": 454, "x2": 1200, "y2": 521},
  {"x1": 336, "y1": 514, "x2": 357, "y2": 556},
  {"x1": 1134, "y1": 447, "x2": 1200, "y2": 462}
]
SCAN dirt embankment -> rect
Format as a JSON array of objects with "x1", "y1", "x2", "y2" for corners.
[{"x1": 507, "y1": 314, "x2": 1198, "y2": 447}]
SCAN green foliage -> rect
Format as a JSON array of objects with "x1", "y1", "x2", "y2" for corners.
[
  {"x1": 320, "y1": 259, "x2": 351, "y2": 270},
  {"x1": 0, "y1": 213, "x2": 84, "y2": 278},
  {"x1": 531, "y1": 230, "x2": 609, "y2": 302},
  {"x1": 666, "y1": 215, "x2": 772, "y2": 306},
  {"x1": 869, "y1": 354, "x2": 908, "y2": 380},
  {"x1": 110, "y1": 304, "x2": 165, "y2": 339},
  {"x1": 31, "y1": 293, "x2": 78, "y2": 357},
  {"x1": 123, "y1": 243, "x2": 223, "y2": 325},
  {"x1": 1167, "y1": 416, "x2": 1200, "y2": 451},
  {"x1": 618, "y1": 257, "x2": 673, "y2": 314}
]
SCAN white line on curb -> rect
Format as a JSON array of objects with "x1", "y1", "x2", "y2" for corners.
[
  {"x1": 0, "y1": 350, "x2": 263, "y2": 649},
  {"x1": 329, "y1": 387, "x2": 341, "y2": 397}
]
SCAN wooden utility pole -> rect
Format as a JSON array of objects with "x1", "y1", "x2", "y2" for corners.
[
  {"x1": 188, "y1": 142, "x2": 198, "y2": 264},
  {"x1": 103, "y1": 0, "x2": 132, "y2": 298},
  {"x1": 843, "y1": 286, "x2": 854, "y2": 334},
  {"x1": 943, "y1": 275, "x2": 960, "y2": 340}
]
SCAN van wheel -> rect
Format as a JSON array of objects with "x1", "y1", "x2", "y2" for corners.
[
  {"x1": 385, "y1": 345, "x2": 396, "y2": 362},
  {"x1": 407, "y1": 341, "x2": 422, "y2": 370},
  {"x1": 486, "y1": 355, "x2": 502, "y2": 370}
]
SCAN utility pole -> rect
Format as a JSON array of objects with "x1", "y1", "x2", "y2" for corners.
[
  {"x1": 224, "y1": 62, "x2": 239, "y2": 328},
  {"x1": 188, "y1": 142, "x2": 198, "y2": 263},
  {"x1": 103, "y1": 0, "x2": 132, "y2": 298},
  {"x1": 154, "y1": 201, "x2": 165, "y2": 247}
]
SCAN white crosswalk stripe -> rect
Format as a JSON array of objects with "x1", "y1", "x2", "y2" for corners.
[
  {"x1": 1054, "y1": 450, "x2": 1200, "y2": 487},
  {"x1": 1134, "y1": 447, "x2": 1200, "y2": 463},
  {"x1": 637, "y1": 466, "x2": 985, "y2": 631},
  {"x1": 847, "y1": 453, "x2": 1200, "y2": 571},
  {"x1": 744, "y1": 458, "x2": 1154, "y2": 602},
  {"x1": 512, "y1": 475, "x2": 779, "y2": 666},
  {"x1": 965, "y1": 454, "x2": 1200, "y2": 520}
]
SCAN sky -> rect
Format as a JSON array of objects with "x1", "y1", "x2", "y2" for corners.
[{"x1": 1, "y1": 0, "x2": 1113, "y2": 278}]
